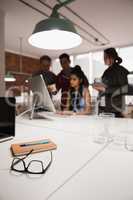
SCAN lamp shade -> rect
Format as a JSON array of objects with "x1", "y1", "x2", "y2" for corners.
[{"x1": 28, "y1": 17, "x2": 82, "y2": 50}]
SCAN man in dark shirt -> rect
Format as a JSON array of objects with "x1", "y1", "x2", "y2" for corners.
[
  {"x1": 34, "y1": 55, "x2": 57, "y2": 94},
  {"x1": 40, "y1": 55, "x2": 57, "y2": 86},
  {"x1": 56, "y1": 53, "x2": 89, "y2": 110}
]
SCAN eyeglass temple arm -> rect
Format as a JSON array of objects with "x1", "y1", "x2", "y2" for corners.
[
  {"x1": 12, "y1": 149, "x2": 34, "y2": 166},
  {"x1": 43, "y1": 151, "x2": 53, "y2": 173}
]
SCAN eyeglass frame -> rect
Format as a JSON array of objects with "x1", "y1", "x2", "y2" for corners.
[{"x1": 10, "y1": 149, "x2": 53, "y2": 174}]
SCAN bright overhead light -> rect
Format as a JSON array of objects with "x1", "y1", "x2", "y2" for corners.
[
  {"x1": 5, "y1": 72, "x2": 16, "y2": 82},
  {"x1": 28, "y1": 0, "x2": 82, "y2": 50},
  {"x1": 29, "y1": 29, "x2": 82, "y2": 50}
]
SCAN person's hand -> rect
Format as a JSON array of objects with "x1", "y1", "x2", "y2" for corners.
[
  {"x1": 93, "y1": 84, "x2": 106, "y2": 92},
  {"x1": 56, "y1": 111, "x2": 64, "y2": 115},
  {"x1": 56, "y1": 111, "x2": 74, "y2": 116}
]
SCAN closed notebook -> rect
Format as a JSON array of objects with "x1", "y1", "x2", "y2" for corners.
[{"x1": 11, "y1": 138, "x2": 57, "y2": 156}]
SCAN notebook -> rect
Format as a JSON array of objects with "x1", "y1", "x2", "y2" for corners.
[{"x1": 11, "y1": 138, "x2": 57, "y2": 156}]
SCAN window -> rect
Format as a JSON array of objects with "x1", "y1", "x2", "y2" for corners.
[
  {"x1": 118, "y1": 46, "x2": 133, "y2": 72},
  {"x1": 52, "y1": 58, "x2": 61, "y2": 75},
  {"x1": 91, "y1": 51, "x2": 106, "y2": 81},
  {"x1": 74, "y1": 54, "x2": 90, "y2": 80},
  {"x1": 52, "y1": 56, "x2": 74, "y2": 75},
  {"x1": 52, "y1": 45, "x2": 133, "y2": 98}
]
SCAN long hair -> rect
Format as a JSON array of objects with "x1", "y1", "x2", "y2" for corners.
[
  {"x1": 69, "y1": 65, "x2": 85, "y2": 111},
  {"x1": 104, "y1": 48, "x2": 122, "y2": 64}
]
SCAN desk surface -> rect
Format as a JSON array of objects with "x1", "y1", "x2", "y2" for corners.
[{"x1": 0, "y1": 115, "x2": 133, "y2": 200}]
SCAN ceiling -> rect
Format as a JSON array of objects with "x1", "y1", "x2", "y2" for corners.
[{"x1": 0, "y1": 0, "x2": 133, "y2": 58}]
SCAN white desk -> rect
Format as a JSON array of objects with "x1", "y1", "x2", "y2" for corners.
[{"x1": 0, "y1": 115, "x2": 133, "y2": 200}]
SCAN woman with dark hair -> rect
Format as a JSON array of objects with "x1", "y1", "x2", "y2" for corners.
[
  {"x1": 57, "y1": 53, "x2": 89, "y2": 110},
  {"x1": 58, "y1": 65, "x2": 91, "y2": 115},
  {"x1": 93, "y1": 48, "x2": 129, "y2": 117}
]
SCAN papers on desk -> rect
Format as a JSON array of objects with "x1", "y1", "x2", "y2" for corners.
[{"x1": 11, "y1": 138, "x2": 57, "y2": 156}]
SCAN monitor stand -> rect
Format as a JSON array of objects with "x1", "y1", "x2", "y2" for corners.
[
  {"x1": 29, "y1": 96, "x2": 50, "y2": 120},
  {"x1": 30, "y1": 95, "x2": 37, "y2": 120}
]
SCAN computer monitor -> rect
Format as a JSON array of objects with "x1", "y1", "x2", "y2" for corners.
[
  {"x1": 30, "y1": 74, "x2": 56, "y2": 119},
  {"x1": 0, "y1": 97, "x2": 16, "y2": 143}
]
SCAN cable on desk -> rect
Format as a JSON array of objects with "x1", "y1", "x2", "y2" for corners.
[
  {"x1": 16, "y1": 105, "x2": 46, "y2": 119},
  {"x1": 16, "y1": 108, "x2": 32, "y2": 119}
]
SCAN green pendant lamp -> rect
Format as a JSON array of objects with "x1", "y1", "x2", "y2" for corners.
[
  {"x1": 28, "y1": 0, "x2": 82, "y2": 50},
  {"x1": 5, "y1": 72, "x2": 16, "y2": 82}
]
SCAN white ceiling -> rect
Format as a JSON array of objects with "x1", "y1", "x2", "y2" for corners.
[{"x1": 0, "y1": 0, "x2": 133, "y2": 58}]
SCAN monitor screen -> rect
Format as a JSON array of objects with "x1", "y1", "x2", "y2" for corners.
[{"x1": 0, "y1": 97, "x2": 16, "y2": 137}]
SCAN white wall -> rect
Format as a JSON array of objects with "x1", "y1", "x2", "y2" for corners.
[{"x1": 0, "y1": 9, "x2": 5, "y2": 96}]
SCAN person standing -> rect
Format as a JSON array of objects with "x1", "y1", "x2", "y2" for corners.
[
  {"x1": 56, "y1": 53, "x2": 89, "y2": 110},
  {"x1": 93, "y1": 48, "x2": 129, "y2": 117},
  {"x1": 34, "y1": 55, "x2": 57, "y2": 94}
]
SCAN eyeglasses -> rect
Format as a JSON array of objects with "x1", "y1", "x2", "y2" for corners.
[{"x1": 10, "y1": 150, "x2": 53, "y2": 174}]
